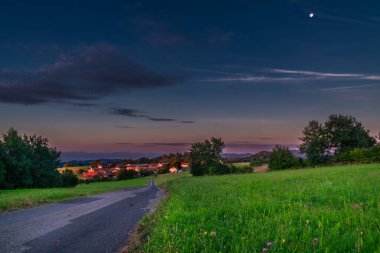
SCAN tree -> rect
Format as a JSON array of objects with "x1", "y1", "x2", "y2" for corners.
[
  {"x1": 0, "y1": 128, "x2": 62, "y2": 189},
  {"x1": 90, "y1": 160, "x2": 101, "y2": 167},
  {"x1": 24, "y1": 134, "x2": 61, "y2": 188},
  {"x1": 269, "y1": 145, "x2": 300, "y2": 171},
  {"x1": 324, "y1": 114, "x2": 376, "y2": 154},
  {"x1": 169, "y1": 153, "x2": 182, "y2": 168},
  {"x1": 117, "y1": 169, "x2": 136, "y2": 180},
  {"x1": 250, "y1": 151, "x2": 271, "y2": 166},
  {"x1": 299, "y1": 120, "x2": 329, "y2": 166},
  {"x1": 1, "y1": 128, "x2": 33, "y2": 188},
  {"x1": 189, "y1": 137, "x2": 225, "y2": 176},
  {"x1": 299, "y1": 115, "x2": 376, "y2": 165}
]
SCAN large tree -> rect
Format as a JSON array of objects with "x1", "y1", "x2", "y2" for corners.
[
  {"x1": 0, "y1": 128, "x2": 62, "y2": 189},
  {"x1": 299, "y1": 120, "x2": 329, "y2": 165},
  {"x1": 325, "y1": 114, "x2": 376, "y2": 154},
  {"x1": 189, "y1": 137, "x2": 225, "y2": 176},
  {"x1": 299, "y1": 115, "x2": 376, "y2": 164}
]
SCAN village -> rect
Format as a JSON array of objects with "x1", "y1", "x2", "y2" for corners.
[{"x1": 82, "y1": 162, "x2": 190, "y2": 180}]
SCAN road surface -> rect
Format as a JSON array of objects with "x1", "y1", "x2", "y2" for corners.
[{"x1": 0, "y1": 180, "x2": 163, "y2": 253}]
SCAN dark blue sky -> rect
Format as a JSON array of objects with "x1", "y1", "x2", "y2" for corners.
[{"x1": 0, "y1": 0, "x2": 379, "y2": 157}]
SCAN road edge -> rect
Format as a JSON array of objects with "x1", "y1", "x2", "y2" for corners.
[{"x1": 118, "y1": 180, "x2": 167, "y2": 253}]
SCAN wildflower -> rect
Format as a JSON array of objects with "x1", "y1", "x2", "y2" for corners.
[
  {"x1": 267, "y1": 242, "x2": 272, "y2": 247},
  {"x1": 282, "y1": 239, "x2": 286, "y2": 244},
  {"x1": 262, "y1": 248, "x2": 267, "y2": 253},
  {"x1": 313, "y1": 238, "x2": 319, "y2": 247},
  {"x1": 204, "y1": 231, "x2": 207, "y2": 235},
  {"x1": 210, "y1": 231, "x2": 216, "y2": 237},
  {"x1": 306, "y1": 220, "x2": 310, "y2": 225}
]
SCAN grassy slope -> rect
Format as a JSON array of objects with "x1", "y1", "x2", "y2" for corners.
[
  {"x1": 0, "y1": 177, "x2": 150, "y2": 211},
  {"x1": 145, "y1": 164, "x2": 380, "y2": 252}
]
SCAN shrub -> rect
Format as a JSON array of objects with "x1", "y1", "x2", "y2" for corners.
[
  {"x1": 335, "y1": 144, "x2": 380, "y2": 163},
  {"x1": 0, "y1": 161, "x2": 6, "y2": 188},
  {"x1": 229, "y1": 164, "x2": 252, "y2": 174},
  {"x1": 189, "y1": 160, "x2": 206, "y2": 176},
  {"x1": 269, "y1": 145, "x2": 301, "y2": 171},
  {"x1": 208, "y1": 163, "x2": 230, "y2": 175},
  {"x1": 117, "y1": 169, "x2": 136, "y2": 180},
  {"x1": 61, "y1": 169, "x2": 79, "y2": 187},
  {"x1": 140, "y1": 168, "x2": 154, "y2": 177}
]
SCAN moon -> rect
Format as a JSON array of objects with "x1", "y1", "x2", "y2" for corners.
[{"x1": 309, "y1": 13, "x2": 314, "y2": 18}]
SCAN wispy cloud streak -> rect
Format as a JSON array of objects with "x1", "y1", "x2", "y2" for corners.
[
  {"x1": 320, "y1": 84, "x2": 377, "y2": 92},
  {"x1": 192, "y1": 67, "x2": 380, "y2": 83}
]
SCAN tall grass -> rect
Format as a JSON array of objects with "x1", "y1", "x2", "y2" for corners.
[
  {"x1": 144, "y1": 164, "x2": 380, "y2": 252},
  {"x1": 0, "y1": 177, "x2": 150, "y2": 211}
]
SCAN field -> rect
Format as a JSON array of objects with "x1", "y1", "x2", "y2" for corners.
[
  {"x1": 143, "y1": 164, "x2": 380, "y2": 252},
  {"x1": 0, "y1": 177, "x2": 150, "y2": 211}
]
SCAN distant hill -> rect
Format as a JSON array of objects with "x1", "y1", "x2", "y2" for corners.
[
  {"x1": 221, "y1": 153, "x2": 253, "y2": 159},
  {"x1": 60, "y1": 152, "x2": 163, "y2": 162}
]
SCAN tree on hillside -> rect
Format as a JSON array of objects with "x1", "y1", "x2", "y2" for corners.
[
  {"x1": 299, "y1": 120, "x2": 329, "y2": 166},
  {"x1": 269, "y1": 145, "x2": 300, "y2": 171},
  {"x1": 90, "y1": 160, "x2": 101, "y2": 167},
  {"x1": 189, "y1": 137, "x2": 225, "y2": 176},
  {"x1": 169, "y1": 153, "x2": 182, "y2": 168},
  {"x1": 300, "y1": 115, "x2": 376, "y2": 165},
  {"x1": 325, "y1": 114, "x2": 376, "y2": 154}
]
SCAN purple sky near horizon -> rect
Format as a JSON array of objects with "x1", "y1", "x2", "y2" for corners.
[{"x1": 0, "y1": 0, "x2": 379, "y2": 158}]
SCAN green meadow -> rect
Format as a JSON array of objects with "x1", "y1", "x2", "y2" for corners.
[
  {"x1": 0, "y1": 177, "x2": 150, "y2": 211},
  {"x1": 143, "y1": 164, "x2": 380, "y2": 252}
]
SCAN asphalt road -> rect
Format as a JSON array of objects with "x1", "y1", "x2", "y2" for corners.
[{"x1": 0, "y1": 180, "x2": 163, "y2": 253}]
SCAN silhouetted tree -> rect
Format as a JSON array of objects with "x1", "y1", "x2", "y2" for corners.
[
  {"x1": 299, "y1": 120, "x2": 329, "y2": 165},
  {"x1": 269, "y1": 145, "x2": 300, "y2": 171},
  {"x1": 189, "y1": 137, "x2": 225, "y2": 176}
]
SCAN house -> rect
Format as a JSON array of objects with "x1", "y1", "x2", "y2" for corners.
[
  {"x1": 169, "y1": 167, "x2": 178, "y2": 173},
  {"x1": 181, "y1": 162, "x2": 189, "y2": 168}
]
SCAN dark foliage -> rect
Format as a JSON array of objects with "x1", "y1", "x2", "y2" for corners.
[
  {"x1": 250, "y1": 151, "x2": 271, "y2": 166},
  {"x1": 335, "y1": 144, "x2": 380, "y2": 164},
  {"x1": 117, "y1": 169, "x2": 137, "y2": 180},
  {"x1": 189, "y1": 137, "x2": 225, "y2": 176},
  {"x1": 61, "y1": 169, "x2": 79, "y2": 187},
  {"x1": 0, "y1": 128, "x2": 61, "y2": 189},
  {"x1": 300, "y1": 115, "x2": 376, "y2": 165},
  {"x1": 269, "y1": 145, "x2": 301, "y2": 171}
]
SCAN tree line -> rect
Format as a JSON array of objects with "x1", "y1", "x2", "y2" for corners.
[{"x1": 189, "y1": 114, "x2": 379, "y2": 175}]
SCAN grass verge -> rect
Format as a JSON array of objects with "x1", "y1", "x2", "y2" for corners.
[
  {"x1": 140, "y1": 164, "x2": 380, "y2": 252},
  {"x1": 0, "y1": 177, "x2": 150, "y2": 212}
]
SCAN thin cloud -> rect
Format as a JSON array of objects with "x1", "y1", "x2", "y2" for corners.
[
  {"x1": 148, "y1": 117, "x2": 177, "y2": 122},
  {"x1": 269, "y1": 68, "x2": 380, "y2": 81},
  {"x1": 269, "y1": 68, "x2": 363, "y2": 78},
  {"x1": 316, "y1": 12, "x2": 380, "y2": 26},
  {"x1": 109, "y1": 108, "x2": 146, "y2": 118},
  {"x1": 144, "y1": 142, "x2": 192, "y2": 146},
  {"x1": 109, "y1": 107, "x2": 194, "y2": 124},
  {"x1": 191, "y1": 67, "x2": 380, "y2": 83},
  {"x1": 114, "y1": 125, "x2": 135, "y2": 129},
  {"x1": 201, "y1": 76, "x2": 302, "y2": 82},
  {"x1": 320, "y1": 84, "x2": 377, "y2": 92},
  {"x1": 180, "y1": 120, "x2": 196, "y2": 124},
  {"x1": 116, "y1": 142, "x2": 134, "y2": 145}
]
